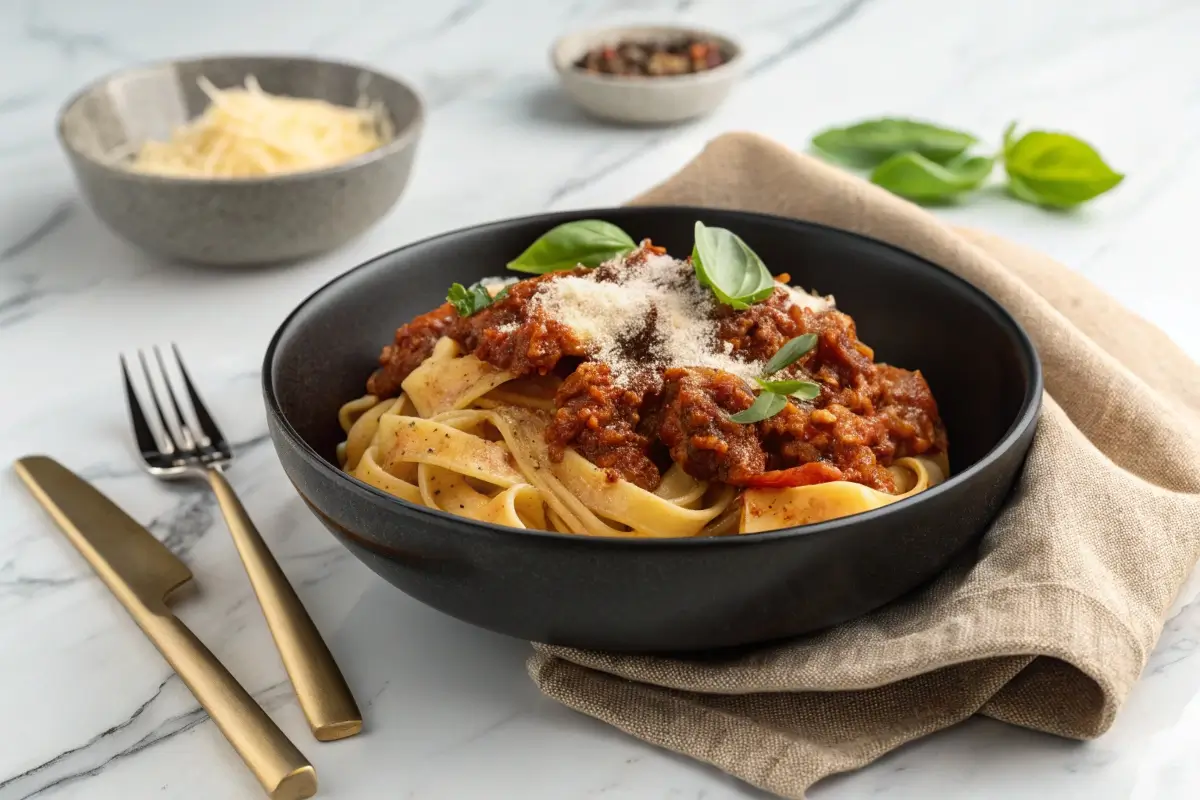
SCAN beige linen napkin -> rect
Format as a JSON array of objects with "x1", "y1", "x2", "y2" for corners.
[{"x1": 527, "y1": 132, "x2": 1200, "y2": 798}]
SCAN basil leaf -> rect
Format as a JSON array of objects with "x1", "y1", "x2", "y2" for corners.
[
  {"x1": 446, "y1": 281, "x2": 496, "y2": 317},
  {"x1": 756, "y1": 378, "x2": 821, "y2": 400},
  {"x1": 507, "y1": 220, "x2": 637, "y2": 274},
  {"x1": 762, "y1": 334, "x2": 817, "y2": 376},
  {"x1": 729, "y1": 391, "x2": 789, "y2": 424},
  {"x1": 691, "y1": 221, "x2": 775, "y2": 310},
  {"x1": 1002, "y1": 121, "x2": 1019, "y2": 158},
  {"x1": 1002, "y1": 125, "x2": 1124, "y2": 208},
  {"x1": 811, "y1": 118, "x2": 978, "y2": 167},
  {"x1": 446, "y1": 283, "x2": 472, "y2": 316},
  {"x1": 870, "y1": 152, "x2": 994, "y2": 203}
]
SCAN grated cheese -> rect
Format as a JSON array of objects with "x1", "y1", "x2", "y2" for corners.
[
  {"x1": 783, "y1": 283, "x2": 835, "y2": 312},
  {"x1": 126, "y1": 75, "x2": 392, "y2": 178},
  {"x1": 531, "y1": 248, "x2": 769, "y2": 386}
]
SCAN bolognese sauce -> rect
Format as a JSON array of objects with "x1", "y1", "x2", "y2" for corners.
[{"x1": 366, "y1": 244, "x2": 946, "y2": 495}]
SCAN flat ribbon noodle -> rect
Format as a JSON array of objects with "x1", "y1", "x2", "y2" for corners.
[
  {"x1": 557, "y1": 450, "x2": 735, "y2": 537},
  {"x1": 741, "y1": 455, "x2": 946, "y2": 534},
  {"x1": 477, "y1": 375, "x2": 563, "y2": 412},
  {"x1": 375, "y1": 412, "x2": 524, "y2": 488},
  {"x1": 654, "y1": 463, "x2": 708, "y2": 508},
  {"x1": 477, "y1": 484, "x2": 547, "y2": 530},
  {"x1": 402, "y1": 337, "x2": 514, "y2": 418},
  {"x1": 338, "y1": 393, "x2": 379, "y2": 434},
  {"x1": 418, "y1": 463, "x2": 490, "y2": 516},
  {"x1": 348, "y1": 392, "x2": 548, "y2": 527},
  {"x1": 351, "y1": 445, "x2": 422, "y2": 505},
  {"x1": 415, "y1": 463, "x2": 546, "y2": 529},
  {"x1": 340, "y1": 395, "x2": 413, "y2": 472},
  {"x1": 702, "y1": 501, "x2": 743, "y2": 536},
  {"x1": 545, "y1": 507, "x2": 573, "y2": 534}
]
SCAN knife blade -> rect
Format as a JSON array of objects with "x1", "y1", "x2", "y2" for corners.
[
  {"x1": 15, "y1": 455, "x2": 192, "y2": 607},
  {"x1": 14, "y1": 455, "x2": 318, "y2": 800}
]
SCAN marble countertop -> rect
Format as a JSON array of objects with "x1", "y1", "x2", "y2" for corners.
[{"x1": 3, "y1": 0, "x2": 1200, "y2": 797}]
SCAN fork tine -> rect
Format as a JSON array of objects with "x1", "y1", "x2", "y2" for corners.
[
  {"x1": 138, "y1": 349, "x2": 185, "y2": 453},
  {"x1": 121, "y1": 355, "x2": 171, "y2": 456},
  {"x1": 153, "y1": 345, "x2": 197, "y2": 451},
  {"x1": 172, "y1": 343, "x2": 228, "y2": 452}
]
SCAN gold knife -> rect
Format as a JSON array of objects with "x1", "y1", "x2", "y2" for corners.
[{"x1": 14, "y1": 455, "x2": 318, "y2": 800}]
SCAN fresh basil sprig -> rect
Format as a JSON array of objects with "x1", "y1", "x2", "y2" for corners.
[
  {"x1": 506, "y1": 219, "x2": 636, "y2": 274},
  {"x1": 811, "y1": 118, "x2": 977, "y2": 167},
  {"x1": 811, "y1": 117, "x2": 1123, "y2": 208},
  {"x1": 729, "y1": 334, "x2": 822, "y2": 424},
  {"x1": 447, "y1": 281, "x2": 507, "y2": 317},
  {"x1": 870, "y1": 152, "x2": 994, "y2": 203},
  {"x1": 1002, "y1": 123, "x2": 1124, "y2": 209},
  {"x1": 691, "y1": 221, "x2": 776, "y2": 310}
]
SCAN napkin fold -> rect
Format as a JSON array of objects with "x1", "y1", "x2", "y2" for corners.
[{"x1": 526, "y1": 132, "x2": 1200, "y2": 798}]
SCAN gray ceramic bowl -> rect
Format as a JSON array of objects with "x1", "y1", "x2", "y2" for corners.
[
  {"x1": 551, "y1": 25, "x2": 744, "y2": 124},
  {"x1": 58, "y1": 55, "x2": 424, "y2": 265}
]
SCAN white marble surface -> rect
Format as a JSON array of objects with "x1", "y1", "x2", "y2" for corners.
[{"x1": 2, "y1": 0, "x2": 1200, "y2": 797}]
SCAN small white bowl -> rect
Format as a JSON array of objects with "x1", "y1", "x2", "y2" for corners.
[{"x1": 551, "y1": 25, "x2": 744, "y2": 125}]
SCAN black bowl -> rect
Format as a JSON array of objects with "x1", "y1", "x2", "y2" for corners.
[{"x1": 264, "y1": 207, "x2": 1041, "y2": 652}]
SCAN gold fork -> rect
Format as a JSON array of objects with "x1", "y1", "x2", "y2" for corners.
[{"x1": 121, "y1": 344, "x2": 361, "y2": 741}]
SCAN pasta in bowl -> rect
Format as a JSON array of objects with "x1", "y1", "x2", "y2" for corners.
[
  {"x1": 335, "y1": 221, "x2": 949, "y2": 538},
  {"x1": 263, "y1": 207, "x2": 1040, "y2": 650}
]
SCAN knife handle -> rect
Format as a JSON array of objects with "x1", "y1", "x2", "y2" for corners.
[
  {"x1": 206, "y1": 469, "x2": 362, "y2": 741},
  {"x1": 139, "y1": 610, "x2": 317, "y2": 800}
]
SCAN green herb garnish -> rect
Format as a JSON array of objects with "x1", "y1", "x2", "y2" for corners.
[
  {"x1": 730, "y1": 334, "x2": 822, "y2": 424},
  {"x1": 728, "y1": 391, "x2": 789, "y2": 424},
  {"x1": 762, "y1": 333, "x2": 817, "y2": 376},
  {"x1": 755, "y1": 378, "x2": 821, "y2": 400},
  {"x1": 506, "y1": 219, "x2": 636, "y2": 274},
  {"x1": 691, "y1": 221, "x2": 776, "y2": 310},
  {"x1": 1001, "y1": 122, "x2": 1124, "y2": 209},
  {"x1": 447, "y1": 281, "x2": 506, "y2": 317},
  {"x1": 811, "y1": 117, "x2": 1123, "y2": 208},
  {"x1": 811, "y1": 118, "x2": 977, "y2": 168},
  {"x1": 869, "y1": 152, "x2": 994, "y2": 203}
]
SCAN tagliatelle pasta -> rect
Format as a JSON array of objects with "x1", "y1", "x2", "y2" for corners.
[
  {"x1": 337, "y1": 337, "x2": 946, "y2": 537},
  {"x1": 337, "y1": 226, "x2": 951, "y2": 537},
  {"x1": 339, "y1": 339, "x2": 734, "y2": 536}
]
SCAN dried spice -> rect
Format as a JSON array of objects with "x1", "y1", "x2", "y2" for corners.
[{"x1": 575, "y1": 37, "x2": 728, "y2": 77}]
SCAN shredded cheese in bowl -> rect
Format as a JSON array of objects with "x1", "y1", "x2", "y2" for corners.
[{"x1": 128, "y1": 76, "x2": 393, "y2": 179}]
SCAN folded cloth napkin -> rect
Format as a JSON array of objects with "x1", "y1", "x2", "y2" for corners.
[{"x1": 527, "y1": 132, "x2": 1200, "y2": 798}]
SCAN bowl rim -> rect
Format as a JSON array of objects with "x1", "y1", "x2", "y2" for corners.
[
  {"x1": 550, "y1": 23, "x2": 745, "y2": 87},
  {"x1": 56, "y1": 52, "x2": 425, "y2": 187},
  {"x1": 263, "y1": 206, "x2": 1043, "y2": 547}
]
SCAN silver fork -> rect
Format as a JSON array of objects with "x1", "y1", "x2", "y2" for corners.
[{"x1": 121, "y1": 344, "x2": 362, "y2": 742}]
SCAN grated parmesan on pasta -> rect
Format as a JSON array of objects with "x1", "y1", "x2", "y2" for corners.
[
  {"x1": 127, "y1": 75, "x2": 392, "y2": 178},
  {"x1": 530, "y1": 249, "x2": 769, "y2": 386}
]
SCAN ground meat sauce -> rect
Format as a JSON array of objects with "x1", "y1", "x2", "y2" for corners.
[
  {"x1": 653, "y1": 367, "x2": 765, "y2": 483},
  {"x1": 366, "y1": 304, "x2": 456, "y2": 398},
  {"x1": 367, "y1": 250, "x2": 946, "y2": 494},
  {"x1": 548, "y1": 362, "x2": 660, "y2": 490},
  {"x1": 367, "y1": 270, "x2": 588, "y2": 396}
]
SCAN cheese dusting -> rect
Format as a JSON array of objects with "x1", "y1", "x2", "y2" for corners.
[{"x1": 530, "y1": 249, "x2": 768, "y2": 386}]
